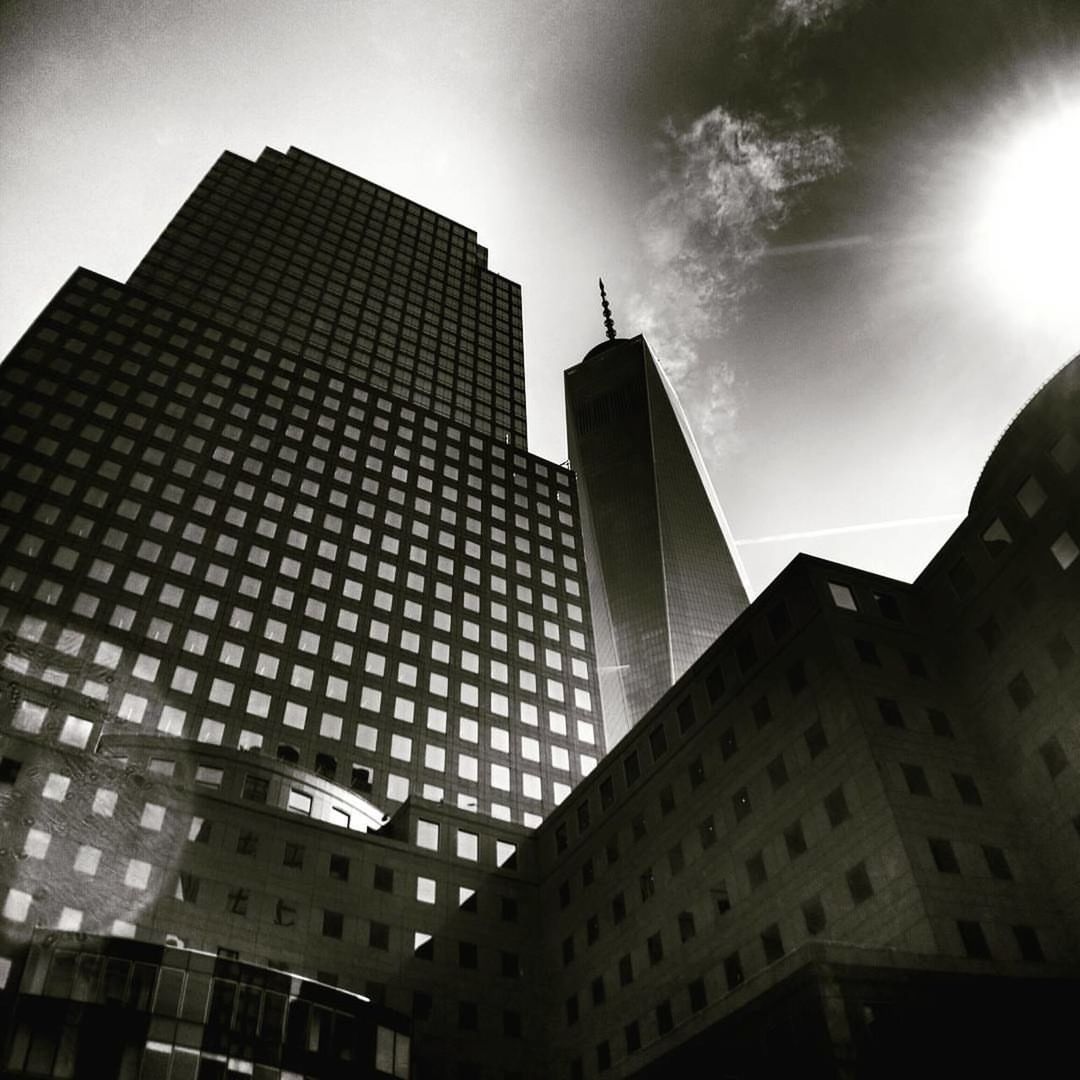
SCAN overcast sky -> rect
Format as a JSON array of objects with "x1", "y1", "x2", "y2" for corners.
[{"x1": 3, "y1": 0, "x2": 1079, "y2": 596}]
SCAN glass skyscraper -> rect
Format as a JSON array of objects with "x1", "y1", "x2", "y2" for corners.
[{"x1": 565, "y1": 334, "x2": 749, "y2": 743}]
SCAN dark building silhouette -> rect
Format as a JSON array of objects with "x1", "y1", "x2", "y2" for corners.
[
  {"x1": 565, "y1": 334, "x2": 748, "y2": 743},
  {"x1": 1, "y1": 149, "x2": 1078, "y2": 1079}
]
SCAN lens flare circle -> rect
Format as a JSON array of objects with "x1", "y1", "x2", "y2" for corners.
[{"x1": 971, "y1": 101, "x2": 1080, "y2": 323}]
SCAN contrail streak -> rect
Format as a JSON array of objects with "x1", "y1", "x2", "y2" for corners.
[
  {"x1": 763, "y1": 234, "x2": 874, "y2": 256},
  {"x1": 735, "y1": 512, "x2": 964, "y2": 546}
]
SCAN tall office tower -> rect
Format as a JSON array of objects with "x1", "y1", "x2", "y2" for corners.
[
  {"x1": 0, "y1": 146, "x2": 604, "y2": 833},
  {"x1": 565, "y1": 332, "x2": 749, "y2": 743}
]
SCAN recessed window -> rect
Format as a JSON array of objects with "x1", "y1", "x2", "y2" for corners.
[
  {"x1": 639, "y1": 869, "x2": 655, "y2": 900},
  {"x1": 659, "y1": 785, "x2": 676, "y2": 816},
  {"x1": 706, "y1": 665, "x2": 725, "y2": 702},
  {"x1": 720, "y1": 727, "x2": 737, "y2": 760},
  {"x1": 678, "y1": 909, "x2": 696, "y2": 942},
  {"x1": 369, "y1": 922, "x2": 390, "y2": 950},
  {"x1": 846, "y1": 860, "x2": 874, "y2": 904},
  {"x1": 699, "y1": 815, "x2": 717, "y2": 849},
  {"x1": 752, "y1": 696, "x2": 772, "y2": 728},
  {"x1": 746, "y1": 851, "x2": 766, "y2": 890},
  {"x1": 983, "y1": 845, "x2": 1013, "y2": 881},
  {"x1": 953, "y1": 772, "x2": 983, "y2": 806},
  {"x1": 322, "y1": 910, "x2": 344, "y2": 939},
  {"x1": 1051, "y1": 530, "x2": 1079, "y2": 570},
  {"x1": 854, "y1": 638, "x2": 880, "y2": 665},
  {"x1": 287, "y1": 789, "x2": 312, "y2": 815},
  {"x1": 612, "y1": 892, "x2": 626, "y2": 924},
  {"x1": 655, "y1": 999, "x2": 673, "y2": 1035},
  {"x1": 874, "y1": 591, "x2": 902, "y2": 621},
  {"x1": 724, "y1": 951, "x2": 744, "y2": 989},
  {"x1": 456, "y1": 829, "x2": 478, "y2": 861},
  {"x1": 957, "y1": 919, "x2": 991, "y2": 959},
  {"x1": 878, "y1": 698, "x2": 904, "y2": 727},
  {"x1": 785, "y1": 820, "x2": 807, "y2": 859},
  {"x1": 647, "y1": 931, "x2": 663, "y2": 965},
  {"x1": 1007, "y1": 672, "x2": 1035, "y2": 712},
  {"x1": 1051, "y1": 430, "x2": 1080, "y2": 473},
  {"x1": 668, "y1": 842, "x2": 685, "y2": 876},
  {"x1": 761, "y1": 923, "x2": 784, "y2": 963},
  {"x1": 1015, "y1": 475, "x2": 1047, "y2": 518},
  {"x1": 1013, "y1": 924, "x2": 1044, "y2": 962},
  {"x1": 416, "y1": 819, "x2": 439, "y2": 850},
  {"x1": 787, "y1": 660, "x2": 807, "y2": 694},
  {"x1": 733, "y1": 787, "x2": 752, "y2": 822},
  {"x1": 981, "y1": 517, "x2": 1012, "y2": 558},
  {"x1": 828, "y1": 581, "x2": 857, "y2": 611},
  {"x1": 802, "y1": 895, "x2": 826, "y2": 935},
  {"x1": 736, "y1": 635, "x2": 758, "y2": 673},
  {"x1": 1039, "y1": 736, "x2": 1068, "y2": 779},
  {"x1": 669, "y1": 695, "x2": 694, "y2": 734},
  {"x1": 648, "y1": 724, "x2": 667, "y2": 760},
  {"x1": 928, "y1": 708, "x2": 953, "y2": 737},
  {"x1": 902, "y1": 763, "x2": 931, "y2": 797},
  {"x1": 929, "y1": 837, "x2": 960, "y2": 874},
  {"x1": 623, "y1": 750, "x2": 640, "y2": 785},
  {"x1": 242, "y1": 775, "x2": 268, "y2": 803},
  {"x1": 767, "y1": 754, "x2": 789, "y2": 791},
  {"x1": 804, "y1": 720, "x2": 828, "y2": 759},
  {"x1": 688, "y1": 756, "x2": 705, "y2": 788}
]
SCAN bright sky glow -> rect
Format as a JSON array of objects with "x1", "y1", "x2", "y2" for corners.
[{"x1": 970, "y1": 99, "x2": 1080, "y2": 327}]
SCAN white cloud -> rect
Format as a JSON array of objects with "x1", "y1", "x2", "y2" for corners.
[
  {"x1": 771, "y1": 0, "x2": 860, "y2": 31},
  {"x1": 631, "y1": 106, "x2": 845, "y2": 459}
]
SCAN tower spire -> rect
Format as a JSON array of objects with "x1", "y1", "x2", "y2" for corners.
[{"x1": 599, "y1": 277, "x2": 617, "y2": 341}]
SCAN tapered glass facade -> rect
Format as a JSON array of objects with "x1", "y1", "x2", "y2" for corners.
[{"x1": 565, "y1": 334, "x2": 748, "y2": 742}]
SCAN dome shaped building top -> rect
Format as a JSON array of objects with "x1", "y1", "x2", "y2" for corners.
[{"x1": 968, "y1": 352, "x2": 1080, "y2": 512}]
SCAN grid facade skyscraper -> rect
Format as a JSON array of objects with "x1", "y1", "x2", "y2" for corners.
[{"x1": 0, "y1": 146, "x2": 604, "y2": 830}]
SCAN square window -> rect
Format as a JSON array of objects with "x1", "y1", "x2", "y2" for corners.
[
  {"x1": 957, "y1": 919, "x2": 991, "y2": 959},
  {"x1": 648, "y1": 723, "x2": 667, "y2": 760},
  {"x1": 824, "y1": 785, "x2": 851, "y2": 825},
  {"x1": 846, "y1": 860, "x2": 874, "y2": 904},
  {"x1": 805, "y1": 721, "x2": 828, "y2": 759},
  {"x1": 373, "y1": 864, "x2": 392, "y2": 891},
  {"x1": 803, "y1": 895, "x2": 826, "y2": 935},
  {"x1": 746, "y1": 852, "x2": 767, "y2": 890},
  {"x1": 785, "y1": 820, "x2": 807, "y2": 859},
  {"x1": 953, "y1": 773, "x2": 983, "y2": 806},
  {"x1": 1039, "y1": 736, "x2": 1068, "y2": 779},
  {"x1": 828, "y1": 581, "x2": 857, "y2": 610},
  {"x1": 902, "y1": 764, "x2": 931, "y2": 796},
  {"x1": 1050, "y1": 531, "x2": 1078, "y2": 570},
  {"x1": 767, "y1": 754, "x2": 789, "y2": 791},
  {"x1": 761, "y1": 923, "x2": 784, "y2": 963},
  {"x1": 929, "y1": 837, "x2": 960, "y2": 873},
  {"x1": 1016, "y1": 475, "x2": 1046, "y2": 518}
]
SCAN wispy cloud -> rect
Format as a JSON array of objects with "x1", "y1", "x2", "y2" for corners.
[
  {"x1": 628, "y1": 106, "x2": 845, "y2": 457},
  {"x1": 770, "y1": 0, "x2": 862, "y2": 32}
]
